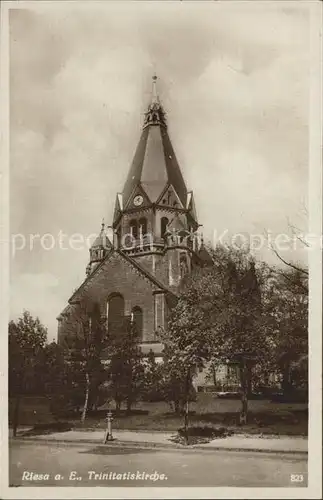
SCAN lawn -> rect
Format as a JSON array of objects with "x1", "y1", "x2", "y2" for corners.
[{"x1": 9, "y1": 394, "x2": 308, "y2": 436}]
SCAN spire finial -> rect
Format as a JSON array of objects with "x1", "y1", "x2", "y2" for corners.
[
  {"x1": 143, "y1": 74, "x2": 166, "y2": 129},
  {"x1": 101, "y1": 218, "x2": 105, "y2": 231},
  {"x1": 152, "y1": 74, "x2": 159, "y2": 104}
]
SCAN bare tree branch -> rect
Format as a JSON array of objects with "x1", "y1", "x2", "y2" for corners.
[
  {"x1": 263, "y1": 228, "x2": 309, "y2": 279},
  {"x1": 270, "y1": 244, "x2": 308, "y2": 277},
  {"x1": 286, "y1": 217, "x2": 310, "y2": 248},
  {"x1": 267, "y1": 264, "x2": 308, "y2": 294}
]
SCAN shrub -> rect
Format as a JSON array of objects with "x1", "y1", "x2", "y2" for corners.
[
  {"x1": 171, "y1": 424, "x2": 233, "y2": 445},
  {"x1": 178, "y1": 424, "x2": 232, "y2": 439},
  {"x1": 22, "y1": 421, "x2": 72, "y2": 436}
]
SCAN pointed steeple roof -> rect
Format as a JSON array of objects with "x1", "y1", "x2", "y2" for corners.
[
  {"x1": 91, "y1": 220, "x2": 112, "y2": 249},
  {"x1": 121, "y1": 76, "x2": 188, "y2": 207}
]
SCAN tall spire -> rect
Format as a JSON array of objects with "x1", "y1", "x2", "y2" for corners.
[{"x1": 116, "y1": 75, "x2": 189, "y2": 210}]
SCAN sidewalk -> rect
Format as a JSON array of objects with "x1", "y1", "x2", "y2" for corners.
[{"x1": 12, "y1": 428, "x2": 308, "y2": 454}]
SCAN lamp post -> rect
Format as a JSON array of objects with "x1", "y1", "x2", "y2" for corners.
[{"x1": 103, "y1": 410, "x2": 114, "y2": 443}]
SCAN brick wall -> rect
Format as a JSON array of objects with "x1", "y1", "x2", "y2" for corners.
[{"x1": 58, "y1": 251, "x2": 167, "y2": 344}]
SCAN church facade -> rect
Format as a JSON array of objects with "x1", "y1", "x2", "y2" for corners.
[{"x1": 57, "y1": 77, "x2": 237, "y2": 390}]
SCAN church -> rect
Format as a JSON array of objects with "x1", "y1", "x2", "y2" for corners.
[{"x1": 57, "y1": 77, "x2": 235, "y2": 390}]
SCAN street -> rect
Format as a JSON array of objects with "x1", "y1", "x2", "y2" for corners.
[{"x1": 9, "y1": 440, "x2": 307, "y2": 487}]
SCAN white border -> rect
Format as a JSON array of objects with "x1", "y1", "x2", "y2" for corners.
[{"x1": 1, "y1": 1, "x2": 322, "y2": 499}]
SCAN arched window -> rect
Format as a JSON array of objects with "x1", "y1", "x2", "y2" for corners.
[
  {"x1": 131, "y1": 306, "x2": 143, "y2": 340},
  {"x1": 161, "y1": 217, "x2": 169, "y2": 238},
  {"x1": 129, "y1": 219, "x2": 138, "y2": 239},
  {"x1": 139, "y1": 218, "x2": 147, "y2": 237},
  {"x1": 108, "y1": 293, "x2": 125, "y2": 335},
  {"x1": 180, "y1": 253, "x2": 189, "y2": 278}
]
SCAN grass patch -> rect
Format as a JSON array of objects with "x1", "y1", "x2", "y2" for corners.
[
  {"x1": 20, "y1": 421, "x2": 72, "y2": 436},
  {"x1": 9, "y1": 394, "x2": 308, "y2": 436}
]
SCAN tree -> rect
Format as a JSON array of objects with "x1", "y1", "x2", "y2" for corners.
[
  {"x1": 107, "y1": 318, "x2": 145, "y2": 413},
  {"x1": 142, "y1": 349, "x2": 163, "y2": 402},
  {"x1": 161, "y1": 245, "x2": 271, "y2": 427},
  {"x1": 262, "y1": 268, "x2": 308, "y2": 393},
  {"x1": 62, "y1": 301, "x2": 108, "y2": 424},
  {"x1": 158, "y1": 342, "x2": 197, "y2": 416},
  {"x1": 204, "y1": 246, "x2": 267, "y2": 424},
  {"x1": 40, "y1": 340, "x2": 76, "y2": 418},
  {"x1": 9, "y1": 311, "x2": 47, "y2": 436},
  {"x1": 157, "y1": 271, "x2": 210, "y2": 440}
]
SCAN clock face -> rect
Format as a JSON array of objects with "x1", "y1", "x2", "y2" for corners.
[{"x1": 133, "y1": 195, "x2": 143, "y2": 207}]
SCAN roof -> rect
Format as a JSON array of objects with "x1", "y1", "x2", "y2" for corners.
[
  {"x1": 121, "y1": 92, "x2": 188, "y2": 208},
  {"x1": 91, "y1": 223, "x2": 113, "y2": 249},
  {"x1": 67, "y1": 247, "x2": 177, "y2": 306}
]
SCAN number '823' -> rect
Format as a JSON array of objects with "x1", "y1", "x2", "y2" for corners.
[{"x1": 290, "y1": 474, "x2": 304, "y2": 482}]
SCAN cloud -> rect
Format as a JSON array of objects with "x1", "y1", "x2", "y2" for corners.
[{"x1": 9, "y1": 3, "x2": 310, "y2": 336}]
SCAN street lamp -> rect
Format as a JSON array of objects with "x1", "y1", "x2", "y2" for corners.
[{"x1": 103, "y1": 410, "x2": 114, "y2": 443}]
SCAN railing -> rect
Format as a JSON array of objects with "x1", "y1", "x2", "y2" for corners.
[{"x1": 121, "y1": 238, "x2": 166, "y2": 254}]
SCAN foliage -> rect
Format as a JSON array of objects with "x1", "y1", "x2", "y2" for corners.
[
  {"x1": 39, "y1": 341, "x2": 83, "y2": 418},
  {"x1": 156, "y1": 342, "x2": 197, "y2": 414},
  {"x1": 9, "y1": 311, "x2": 48, "y2": 396},
  {"x1": 142, "y1": 350, "x2": 164, "y2": 402},
  {"x1": 9, "y1": 311, "x2": 48, "y2": 435},
  {"x1": 261, "y1": 269, "x2": 308, "y2": 392},
  {"x1": 160, "y1": 244, "x2": 308, "y2": 425}
]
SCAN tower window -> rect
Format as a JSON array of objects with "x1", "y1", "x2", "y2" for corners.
[
  {"x1": 161, "y1": 217, "x2": 169, "y2": 238},
  {"x1": 129, "y1": 219, "x2": 138, "y2": 239},
  {"x1": 139, "y1": 217, "x2": 147, "y2": 237}
]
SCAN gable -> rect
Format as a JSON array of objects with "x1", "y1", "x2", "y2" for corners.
[
  {"x1": 69, "y1": 249, "x2": 171, "y2": 306},
  {"x1": 123, "y1": 183, "x2": 152, "y2": 211},
  {"x1": 85, "y1": 253, "x2": 156, "y2": 303},
  {"x1": 167, "y1": 212, "x2": 188, "y2": 234},
  {"x1": 156, "y1": 183, "x2": 184, "y2": 209}
]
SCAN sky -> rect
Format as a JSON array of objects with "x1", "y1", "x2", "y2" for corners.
[{"x1": 9, "y1": 1, "x2": 311, "y2": 339}]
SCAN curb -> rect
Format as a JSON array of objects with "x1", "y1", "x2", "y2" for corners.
[{"x1": 10, "y1": 436, "x2": 308, "y2": 456}]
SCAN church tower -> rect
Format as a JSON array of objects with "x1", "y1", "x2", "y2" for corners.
[
  {"x1": 112, "y1": 76, "x2": 201, "y2": 289},
  {"x1": 58, "y1": 76, "x2": 210, "y2": 357}
]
